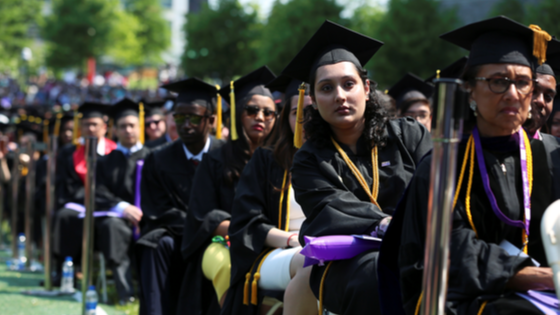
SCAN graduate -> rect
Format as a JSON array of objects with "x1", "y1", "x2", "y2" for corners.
[
  {"x1": 92, "y1": 97, "x2": 152, "y2": 303},
  {"x1": 177, "y1": 66, "x2": 277, "y2": 315},
  {"x1": 387, "y1": 73, "x2": 434, "y2": 131},
  {"x1": 523, "y1": 57, "x2": 558, "y2": 138},
  {"x1": 52, "y1": 102, "x2": 117, "y2": 285},
  {"x1": 145, "y1": 97, "x2": 177, "y2": 149},
  {"x1": 382, "y1": 16, "x2": 560, "y2": 315},
  {"x1": 546, "y1": 95, "x2": 560, "y2": 137},
  {"x1": 222, "y1": 75, "x2": 315, "y2": 315},
  {"x1": 284, "y1": 21, "x2": 433, "y2": 315},
  {"x1": 142, "y1": 99, "x2": 168, "y2": 145},
  {"x1": 136, "y1": 78, "x2": 224, "y2": 315}
]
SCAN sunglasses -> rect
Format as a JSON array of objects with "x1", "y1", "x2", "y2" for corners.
[
  {"x1": 145, "y1": 119, "x2": 163, "y2": 127},
  {"x1": 173, "y1": 113, "x2": 207, "y2": 126},
  {"x1": 244, "y1": 105, "x2": 277, "y2": 121}
]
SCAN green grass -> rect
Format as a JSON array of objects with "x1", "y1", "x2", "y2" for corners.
[{"x1": 0, "y1": 251, "x2": 135, "y2": 315}]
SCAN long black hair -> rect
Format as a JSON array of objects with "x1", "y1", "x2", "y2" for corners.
[{"x1": 304, "y1": 63, "x2": 388, "y2": 150}]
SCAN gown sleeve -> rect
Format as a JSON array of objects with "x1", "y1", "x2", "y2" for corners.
[
  {"x1": 94, "y1": 155, "x2": 124, "y2": 210},
  {"x1": 182, "y1": 153, "x2": 232, "y2": 260},
  {"x1": 229, "y1": 148, "x2": 276, "y2": 283},
  {"x1": 398, "y1": 156, "x2": 533, "y2": 314},
  {"x1": 292, "y1": 147, "x2": 389, "y2": 245}
]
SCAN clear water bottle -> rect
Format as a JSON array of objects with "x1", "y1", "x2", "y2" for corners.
[
  {"x1": 85, "y1": 285, "x2": 98, "y2": 315},
  {"x1": 60, "y1": 256, "x2": 74, "y2": 293},
  {"x1": 17, "y1": 233, "x2": 26, "y2": 263}
]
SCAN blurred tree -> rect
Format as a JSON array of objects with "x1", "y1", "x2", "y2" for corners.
[
  {"x1": 526, "y1": 0, "x2": 560, "y2": 38},
  {"x1": 349, "y1": 3, "x2": 385, "y2": 72},
  {"x1": 43, "y1": 0, "x2": 119, "y2": 70},
  {"x1": 182, "y1": 0, "x2": 262, "y2": 83},
  {"x1": 488, "y1": 0, "x2": 526, "y2": 23},
  {"x1": 257, "y1": 0, "x2": 347, "y2": 74},
  {"x1": 122, "y1": 0, "x2": 171, "y2": 66},
  {"x1": 0, "y1": 0, "x2": 42, "y2": 71},
  {"x1": 371, "y1": 0, "x2": 463, "y2": 88},
  {"x1": 106, "y1": 10, "x2": 143, "y2": 65}
]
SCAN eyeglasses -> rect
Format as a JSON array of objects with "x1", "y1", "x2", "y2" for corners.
[
  {"x1": 244, "y1": 105, "x2": 277, "y2": 121},
  {"x1": 173, "y1": 113, "x2": 207, "y2": 126},
  {"x1": 475, "y1": 77, "x2": 535, "y2": 95},
  {"x1": 145, "y1": 120, "x2": 163, "y2": 127}
]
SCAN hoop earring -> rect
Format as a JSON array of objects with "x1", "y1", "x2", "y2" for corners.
[{"x1": 469, "y1": 100, "x2": 478, "y2": 117}]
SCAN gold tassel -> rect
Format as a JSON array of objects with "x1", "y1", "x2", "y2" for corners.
[
  {"x1": 293, "y1": 83, "x2": 306, "y2": 148},
  {"x1": 54, "y1": 113, "x2": 63, "y2": 137},
  {"x1": 243, "y1": 273, "x2": 251, "y2": 305},
  {"x1": 529, "y1": 24, "x2": 552, "y2": 65},
  {"x1": 21, "y1": 114, "x2": 27, "y2": 121},
  {"x1": 230, "y1": 81, "x2": 238, "y2": 141},
  {"x1": 28, "y1": 116, "x2": 35, "y2": 123},
  {"x1": 17, "y1": 128, "x2": 23, "y2": 142},
  {"x1": 43, "y1": 120, "x2": 49, "y2": 144},
  {"x1": 139, "y1": 102, "x2": 145, "y2": 144},
  {"x1": 72, "y1": 112, "x2": 81, "y2": 146},
  {"x1": 107, "y1": 118, "x2": 114, "y2": 140},
  {"x1": 436, "y1": 69, "x2": 441, "y2": 79},
  {"x1": 251, "y1": 273, "x2": 260, "y2": 305},
  {"x1": 215, "y1": 84, "x2": 222, "y2": 139}
]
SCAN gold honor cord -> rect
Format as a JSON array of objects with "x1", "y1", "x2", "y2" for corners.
[
  {"x1": 278, "y1": 169, "x2": 292, "y2": 232},
  {"x1": 331, "y1": 137, "x2": 380, "y2": 208}
]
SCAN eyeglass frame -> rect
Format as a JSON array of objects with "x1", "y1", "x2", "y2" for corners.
[
  {"x1": 474, "y1": 76, "x2": 537, "y2": 95},
  {"x1": 243, "y1": 105, "x2": 277, "y2": 121}
]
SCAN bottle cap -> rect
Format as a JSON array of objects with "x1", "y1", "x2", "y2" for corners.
[
  {"x1": 65, "y1": 256, "x2": 72, "y2": 262},
  {"x1": 88, "y1": 285, "x2": 95, "y2": 291}
]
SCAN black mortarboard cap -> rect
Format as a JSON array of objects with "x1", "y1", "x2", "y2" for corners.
[
  {"x1": 282, "y1": 20, "x2": 384, "y2": 83},
  {"x1": 266, "y1": 74, "x2": 309, "y2": 100},
  {"x1": 536, "y1": 53, "x2": 560, "y2": 76},
  {"x1": 160, "y1": 78, "x2": 218, "y2": 112},
  {"x1": 218, "y1": 66, "x2": 276, "y2": 104},
  {"x1": 111, "y1": 98, "x2": 139, "y2": 121},
  {"x1": 426, "y1": 56, "x2": 469, "y2": 83},
  {"x1": 387, "y1": 73, "x2": 434, "y2": 109},
  {"x1": 440, "y1": 16, "x2": 560, "y2": 69},
  {"x1": 78, "y1": 102, "x2": 111, "y2": 119},
  {"x1": 142, "y1": 99, "x2": 166, "y2": 117}
]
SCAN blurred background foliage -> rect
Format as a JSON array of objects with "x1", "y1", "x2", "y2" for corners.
[{"x1": 3, "y1": 0, "x2": 559, "y2": 89}]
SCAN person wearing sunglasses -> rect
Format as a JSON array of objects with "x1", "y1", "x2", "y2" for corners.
[
  {"x1": 143, "y1": 100, "x2": 167, "y2": 143},
  {"x1": 176, "y1": 66, "x2": 277, "y2": 314},
  {"x1": 222, "y1": 75, "x2": 316, "y2": 315},
  {"x1": 136, "y1": 78, "x2": 224, "y2": 315},
  {"x1": 381, "y1": 17, "x2": 560, "y2": 315}
]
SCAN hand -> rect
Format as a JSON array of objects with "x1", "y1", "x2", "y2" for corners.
[
  {"x1": 19, "y1": 153, "x2": 30, "y2": 166},
  {"x1": 375, "y1": 216, "x2": 392, "y2": 238},
  {"x1": 287, "y1": 234, "x2": 300, "y2": 248},
  {"x1": 505, "y1": 267, "x2": 554, "y2": 291},
  {"x1": 122, "y1": 205, "x2": 143, "y2": 226}
]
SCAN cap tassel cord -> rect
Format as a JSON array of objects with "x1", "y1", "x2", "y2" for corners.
[
  {"x1": 294, "y1": 83, "x2": 306, "y2": 148},
  {"x1": 107, "y1": 118, "x2": 114, "y2": 140},
  {"x1": 230, "y1": 81, "x2": 238, "y2": 141},
  {"x1": 72, "y1": 111, "x2": 81, "y2": 146},
  {"x1": 43, "y1": 120, "x2": 49, "y2": 145},
  {"x1": 436, "y1": 69, "x2": 441, "y2": 79},
  {"x1": 139, "y1": 102, "x2": 145, "y2": 144},
  {"x1": 216, "y1": 84, "x2": 222, "y2": 139},
  {"x1": 529, "y1": 24, "x2": 552, "y2": 65},
  {"x1": 54, "y1": 113, "x2": 62, "y2": 137}
]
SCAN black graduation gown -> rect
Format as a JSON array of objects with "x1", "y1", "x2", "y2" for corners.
[
  {"x1": 386, "y1": 134, "x2": 560, "y2": 315},
  {"x1": 145, "y1": 135, "x2": 170, "y2": 149},
  {"x1": 136, "y1": 137, "x2": 224, "y2": 248},
  {"x1": 222, "y1": 147, "x2": 289, "y2": 315},
  {"x1": 291, "y1": 118, "x2": 433, "y2": 315},
  {"x1": 175, "y1": 144, "x2": 241, "y2": 315},
  {"x1": 54, "y1": 144, "x2": 79, "y2": 211}
]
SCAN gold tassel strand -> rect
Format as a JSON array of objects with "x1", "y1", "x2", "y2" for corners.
[
  {"x1": 529, "y1": 24, "x2": 552, "y2": 65},
  {"x1": 293, "y1": 83, "x2": 306, "y2": 148},
  {"x1": 139, "y1": 102, "x2": 145, "y2": 144},
  {"x1": 230, "y1": 81, "x2": 238, "y2": 141},
  {"x1": 215, "y1": 84, "x2": 222, "y2": 139}
]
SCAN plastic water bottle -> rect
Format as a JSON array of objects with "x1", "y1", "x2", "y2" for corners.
[
  {"x1": 17, "y1": 233, "x2": 26, "y2": 263},
  {"x1": 85, "y1": 285, "x2": 98, "y2": 315},
  {"x1": 60, "y1": 257, "x2": 74, "y2": 293}
]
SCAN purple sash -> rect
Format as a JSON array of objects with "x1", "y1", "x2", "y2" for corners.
[
  {"x1": 133, "y1": 160, "x2": 144, "y2": 240},
  {"x1": 515, "y1": 291, "x2": 560, "y2": 314},
  {"x1": 472, "y1": 127, "x2": 531, "y2": 236},
  {"x1": 65, "y1": 203, "x2": 123, "y2": 218}
]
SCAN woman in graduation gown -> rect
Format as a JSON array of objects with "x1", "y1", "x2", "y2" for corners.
[
  {"x1": 222, "y1": 75, "x2": 316, "y2": 315},
  {"x1": 176, "y1": 66, "x2": 278, "y2": 315},
  {"x1": 284, "y1": 21, "x2": 433, "y2": 315},
  {"x1": 383, "y1": 17, "x2": 560, "y2": 315}
]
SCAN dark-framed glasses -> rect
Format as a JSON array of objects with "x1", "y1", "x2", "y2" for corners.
[
  {"x1": 244, "y1": 105, "x2": 277, "y2": 121},
  {"x1": 145, "y1": 119, "x2": 163, "y2": 127},
  {"x1": 173, "y1": 113, "x2": 207, "y2": 126},
  {"x1": 475, "y1": 77, "x2": 535, "y2": 95}
]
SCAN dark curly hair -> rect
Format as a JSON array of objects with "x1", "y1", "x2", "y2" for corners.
[{"x1": 303, "y1": 63, "x2": 388, "y2": 150}]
